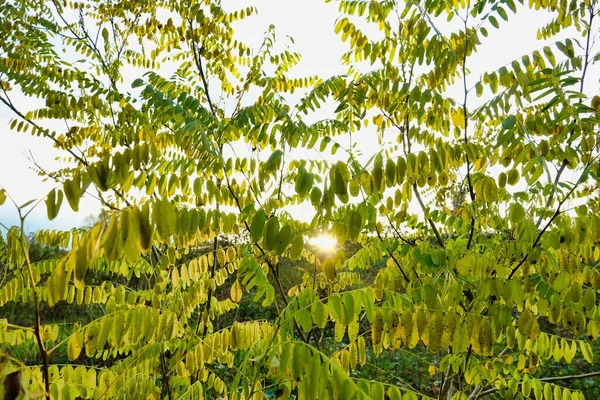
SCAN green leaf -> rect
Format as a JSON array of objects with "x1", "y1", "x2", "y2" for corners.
[
  {"x1": 19, "y1": 199, "x2": 36, "y2": 209},
  {"x1": 502, "y1": 115, "x2": 516, "y2": 130},
  {"x1": 265, "y1": 150, "x2": 283, "y2": 172},
  {"x1": 264, "y1": 216, "x2": 280, "y2": 251},
  {"x1": 348, "y1": 210, "x2": 362, "y2": 241},
  {"x1": 509, "y1": 203, "x2": 526, "y2": 224},
  {"x1": 489, "y1": 15, "x2": 499, "y2": 29},
  {"x1": 131, "y1": 78, "x2": 145, "y2": 88},
  {"x1": 45, "y1": 189, "x2": 63, "y2": 220},
  {"x1": 289, "y1": 234, "x2": 304, "y2": 260},
  {"x1": 275, "y1": 224, "x2": 292, "y2": 255},
  {"x1": 250, "y1": 209, "x2": 267, "y2": 242},
  {"x1": 496, "y1": 6, "x2": 508, "y2": 21},
  {"x1": 63, "y1": 178, "x2": 81, "y2": 212}
]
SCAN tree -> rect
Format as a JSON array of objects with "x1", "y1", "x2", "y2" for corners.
[{"x1": 1, "y1": 0, "x2": 600, "y2": 399}]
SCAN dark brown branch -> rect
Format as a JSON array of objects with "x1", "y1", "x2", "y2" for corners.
[
  {"x1": 413, "y1": 183, "x2": 445, "y2": 249},
  {"x1": 385, "y1": 215, "x2": 416, "y2": 247},
  {"x1": 371, "y1": 197, "x2": 412, "y2": 281},
  {"x1": 397, "y1": 107, "x2": 445, "y2": 250},
  {"x1": 185, "y1": 28, "x2": 306, "y2": 341},
  {"x1": 32, "y1": 295, "x2": 50, "y2": 400},
  {"x1": 461, "y1": 18, "x2": 476, "y2": 250},
  {"x1": 508, "y1": 181, "x2": 577, "y2": 279},
  {"x1": 183, "y1": 22, "x2": 307, "y2": 342},
  {"x1": 223, "y1": 181, "x2": 309, "y2": 343},
  {"x1": 0, "y1": 92, "x2": 132, "y2": 208},
  {"x1": 507, "y1": 150, "x2": 599, "y2": 280},
  {"x1": 159, "y1": 352, "x2": 173, "y2": 400},
  {"x1": 0, "y1": 94, "x2": 87, "y2": 166},
  {"x1": 538, "y1": 370, "x2": 600, "y2": 383},
  {"x1": 382, "y1": 241, "x2": 409, "y2": 281},
  {"x1": 188, "y1": 19, "x2": 217, "y2": 117},
  {"x1": 14, "y1": 206, "x2": 50, "y2": 400}
]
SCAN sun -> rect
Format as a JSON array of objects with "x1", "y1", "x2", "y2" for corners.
[{"x1": 310, "y1": 234, "x2": 337, "y2": 253}]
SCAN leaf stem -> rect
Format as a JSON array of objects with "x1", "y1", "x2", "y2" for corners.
[{"x1": 476, "y1": 371, "x2": 600, "y2": 398}]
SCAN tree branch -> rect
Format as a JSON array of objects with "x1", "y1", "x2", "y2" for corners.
[
  {"x1": 13, "y1": 205, "x2": 50, "y2": 399},
  {"x1": 159, "y1": 351, "x2": 173, "y2": 400},
  {"x1": 535, "y1": 6, "x2": 594, "y2": 229},
  {"x1": 188, "y1": 19, "x2": 217, "y2": 117},
  {"x1": 461, "y1": 15, "x2": 476, "y2": 251},
  {"x1": 0, "y1": 90, "x2": 132, "y2": 208},
  {"x1": 413, "y1": 183, "x2": 445, "y2": 249},
  {"x1": 508, "y1": 178, "x2": 580, "y2": 279}
]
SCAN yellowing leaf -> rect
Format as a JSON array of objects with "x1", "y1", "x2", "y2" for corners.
[
  {"x1": 138, "y1": 203, "x2": 153, "y2": 252},
  {"x1": 230, "y1": 279, "x2": 242, "y2": 302},
  {"x1": 507, "y1": 168, "x2": 519, "y2": 185},
  {"x1": 68, "y1": 329, "x2": 83, "y2": 361},
  {"x1": 580, "y1": 341, "x2": 593, "y2": 363},
  {"x1": 322, "y1": 256, "x2": 336, "y2": 281},
  {"x1": 311, "y1": 301, "x2": 328, "y2": 328},
  {"x1": 509, "y1": 203, "x2": 526, "y2": 224}
]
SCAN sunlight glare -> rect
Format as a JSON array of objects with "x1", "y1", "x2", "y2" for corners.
[{"x1": 311, "y1": 234, "x2": 337, "y2": 252}]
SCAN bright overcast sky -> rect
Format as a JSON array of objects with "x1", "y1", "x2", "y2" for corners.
[{"x1": 1, "y1": 0, "x2": 598, "y2": 232}]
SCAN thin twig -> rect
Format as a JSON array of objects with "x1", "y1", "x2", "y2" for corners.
[
  {"x1": 185, "y1": 29, "x2": 308, "y2": 344},
  {"x1": 461, "y1": 15, "x2": 476, "y2": 250},
  {"x1": 413, "y1": 183, "x2": 445, "y2": 249},
  {"x1": 534, "y1": 6, "x2": 595, "y2": 229},
  {"x1": 188, "y1": 19, "x2": 217, "y2": 117}
]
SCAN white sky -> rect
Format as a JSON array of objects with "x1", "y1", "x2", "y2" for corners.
[{"x1": 1, "y1": 0, "x2": 598, "y2": 232}]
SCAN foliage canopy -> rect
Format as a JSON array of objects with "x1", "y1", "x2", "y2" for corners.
[{"x1": 1, "y1": 0, "x2": 600, "y2": 399}]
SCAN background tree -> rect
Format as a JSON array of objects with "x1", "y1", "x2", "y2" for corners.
[{"x1": 1, "y1": 0, "x2": 600, "y2": 399}]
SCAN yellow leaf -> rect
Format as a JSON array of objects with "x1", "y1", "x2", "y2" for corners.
[
  {"x1": 428, "y1": 365, "x2": 436, "y2": 377},
  {"x1": 67, "y1": 329, "x2": 83, "y2": 361},
  {"x1": 451, "y1": 109, "x2": 465, "y2": 128},
  {"x1": 580, "y1": 341, "x2": 593, "y2": 363},
  {"x1": 231, "y1": 279, "x2": 242, "y2": 302}
]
